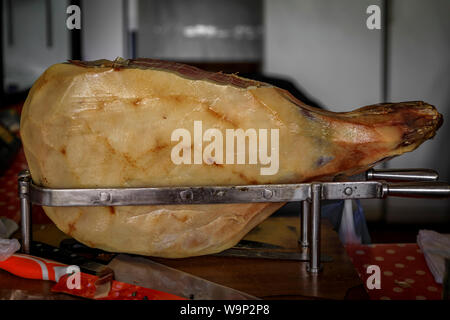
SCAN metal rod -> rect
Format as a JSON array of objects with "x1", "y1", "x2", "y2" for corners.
[
  {"x1": 18, "y1": 170, "x2": 32, "y2": 254},
  {"x1": 20, "y1": 196, "x2": 31, "y2": 254},
  {"x1": 367, "y1": 168, "x2": 439, "y2": 182},
  {"x1": 299, "y1": 200, "x2": 309, "y2": 248},
  {"x1": 383, "y1": 182, "x2": 450, "y2": 198},
  {"x1": 307, "y1": 183, "x2": 322, "y2": 273}
]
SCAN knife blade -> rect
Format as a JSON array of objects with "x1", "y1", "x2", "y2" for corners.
[
  {"x1": 214, "y1": 239, "x2": 307, "y2": 260},
  {"x1": 107, "y1": 254, "x2": 258, "y2": 300},
  {"x1": 214, "y1": 247, "x2": 308, "y2": 261},
  {"x1": 213, "y1": 239, "x2": 332, "y2": 262},
  {"x1": 232, "y1": 239, "x2": 285, "y2": 250}
]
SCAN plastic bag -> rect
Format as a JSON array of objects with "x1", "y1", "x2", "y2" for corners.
[
  {"x1": 0, "y1": 238, "x2": 21, "y2": 261},
  {"x1": 0, "y1": 216, "x2": 18, "y2": 239},
  {"x1": 339, "y1": 200, "x2": 362, "y2": 244},
  {"x1": 322, "y1": 199, "x2": 371, "y2": 245}
]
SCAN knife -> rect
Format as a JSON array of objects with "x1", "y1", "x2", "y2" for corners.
[
  {"x1": 0, "y1": 251, "x2": 185, "y2": 300},
  {"x1": 25, "y1": 241, "x2": 258, "y2": 300}
]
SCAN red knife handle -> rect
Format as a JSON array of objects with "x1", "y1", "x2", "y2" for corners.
[{"x1": 0, "y1": 253, "x2": 68, "y2": 282}]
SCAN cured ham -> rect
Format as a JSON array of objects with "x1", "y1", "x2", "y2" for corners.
[{"x1": 20, "y1": 58, "x2": 442, "y2": 257}]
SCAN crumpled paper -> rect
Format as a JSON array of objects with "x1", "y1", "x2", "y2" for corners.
[{"x1": 417, "y1": 230, "x2": 450, "y2": 284}]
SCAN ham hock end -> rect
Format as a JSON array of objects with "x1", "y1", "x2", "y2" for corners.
[{"x1": 20, "y1": 58, "x2": 443, "y2": 258}]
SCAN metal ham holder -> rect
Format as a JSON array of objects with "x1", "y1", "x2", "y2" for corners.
[{"x1": 18, "y1": 168, "x2": 450, "y2": 273}]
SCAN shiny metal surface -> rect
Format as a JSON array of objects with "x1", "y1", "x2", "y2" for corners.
[
  {"x1": 29, "y1": 182, "x2": 311, "y2": 206},
  {"x1": 336, "y1": 168, "x2": 439, "y2": 182},
  {"x1": 307, "y1": 184, "x2": 322, "y2": 273},
  {"x1": 300, "y1": 200, "x2": 310, "y2": 248},
  {"x1": 321, "y1": 181, "x2": 384, "y2": 200},
  {"x1": 18, "y1": 170, "x2": 31, "y2": 254},
  {"x1": 367, "y1": 168, "x2": 439, "y2": 181},
  {"x1": 28, "y1": 181, "x2": 387, "y2": 207},
  {"x1": 383, "y1": 182, "x2": 450, "y2": 198}
]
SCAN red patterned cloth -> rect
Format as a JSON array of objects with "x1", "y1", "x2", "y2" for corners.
[
  {"x1": 0, "y1": 150, "x2": 27, "y2": 223},
  {"x1": 346, "y1": 243, "x2": 443, "y2": 300},
  {"x1": 0, "y1": 149, "x2": 49, "y2": 224}
]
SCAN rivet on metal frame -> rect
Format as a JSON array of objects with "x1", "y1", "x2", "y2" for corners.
[
  {"x1": 344, "y1": 187, "x2": 353, "y2": 196},
  {"x1": 180, "y1": 190, "x2": 194, "y2": 201},
  {"x1": 263, "y1": 189, "x2": 273, "y2": 199},
  {"x1": 99, "y1": 192, "x2": 112, "y2": 202}
]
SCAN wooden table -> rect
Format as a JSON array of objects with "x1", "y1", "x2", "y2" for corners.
[{"x1": 0, "y1": 217, "x2": 367, "y2": 300}]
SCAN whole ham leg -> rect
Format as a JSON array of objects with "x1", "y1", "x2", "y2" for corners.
[{"x1": 20, "y1": 58, "x2": 443, "y2": 257}]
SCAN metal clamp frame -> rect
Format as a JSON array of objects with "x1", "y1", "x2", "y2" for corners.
[{"x1": 18, "y1": 169, "x2": 450, "y2": 273}]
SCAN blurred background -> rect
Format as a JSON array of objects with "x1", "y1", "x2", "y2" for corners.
[{"x1": 1, "y1": 0, "x2": 449, "y2": 240}]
